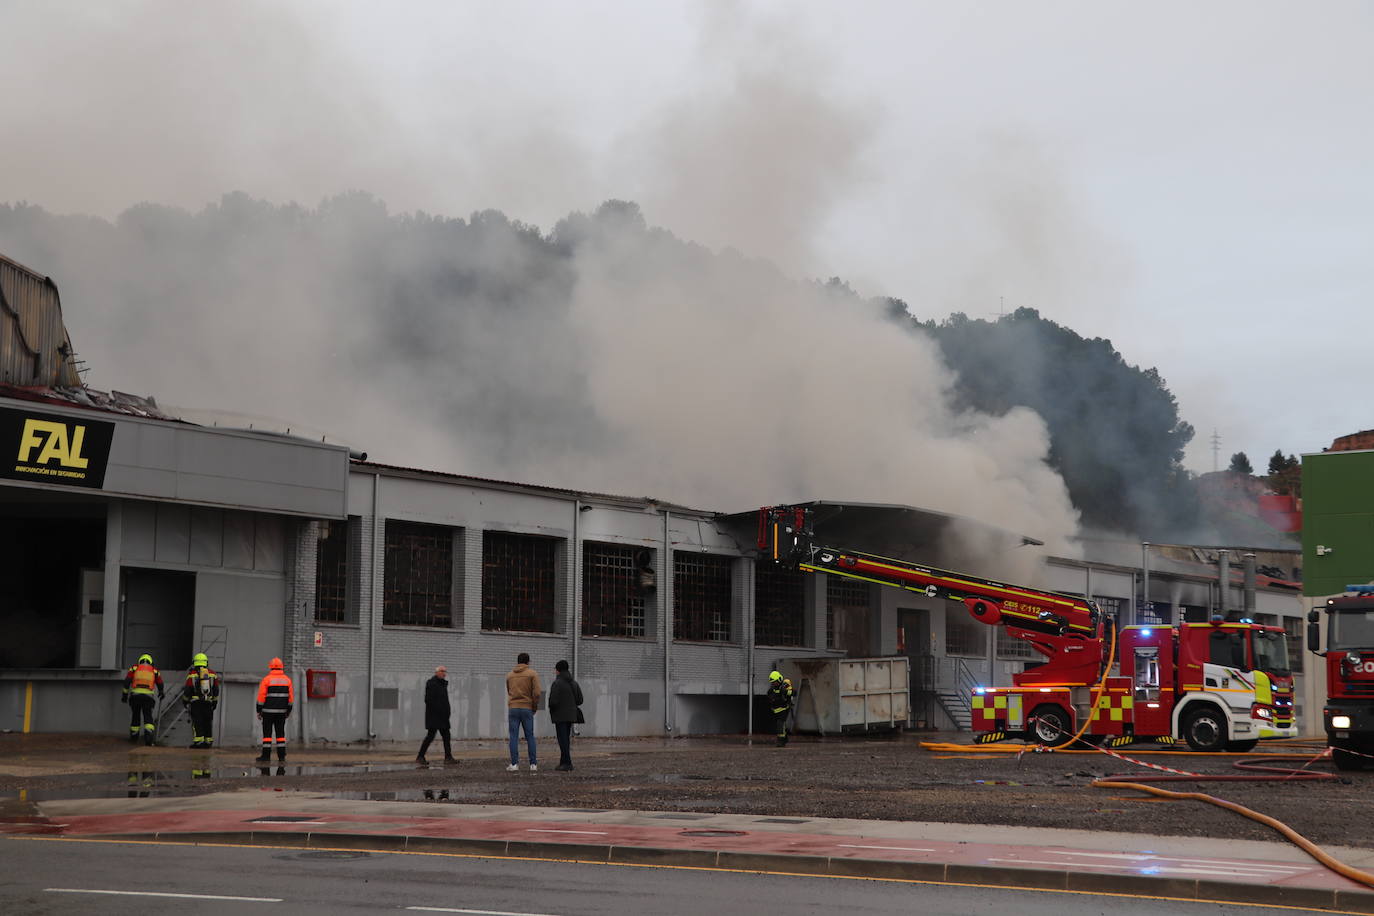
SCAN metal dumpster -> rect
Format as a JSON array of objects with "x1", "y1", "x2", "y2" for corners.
[{"x1": 776, "y1": 656, "x2": 910, "y2": 735}]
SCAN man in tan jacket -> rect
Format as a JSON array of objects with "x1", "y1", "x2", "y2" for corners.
[{"x1": 506, "y1": 652, "x2": 542, "y2": 771}]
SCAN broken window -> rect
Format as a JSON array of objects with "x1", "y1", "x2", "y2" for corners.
[
  {"x1": 755, "y1": 564, "x2": 805, "y2": 646},
  {"x1": 582, "y1": 542, "x2": 650, "y2": 638},
  {"x1": 483, "y1": 531, "x2": 558, "y2": 633},
  {"x1": 673, "y1": 551, "x2": 733, "y2": 642},
  {"x1": 383, "y1": 520, "x2": 453, "y2": 627},
  {"x1": 826, "y1": 576, "x2": 870, "y2": 651}
]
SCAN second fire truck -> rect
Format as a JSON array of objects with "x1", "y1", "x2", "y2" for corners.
[{"x1": 759, "y1": 505, "x2": 1297, "y2": 750}]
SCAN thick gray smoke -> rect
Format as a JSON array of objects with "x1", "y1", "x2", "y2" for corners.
[{"x1": 0, "y1": 2, "x2": 1085, "y2": 577}]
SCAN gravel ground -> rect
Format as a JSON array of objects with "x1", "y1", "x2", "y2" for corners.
[{"x1": 2, "y1": 732, "x2": 1370, "y2": 848}]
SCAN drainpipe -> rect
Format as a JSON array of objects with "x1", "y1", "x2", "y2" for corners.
[
  {"x1": 663, "y1": 510, "x2": 672, "y2": 733},
  {"x1": 572, "y1": 499, "x2": 583, "y2": 676},
  {"x1": 1218, "y1": 549, "x2": 1230, "y2": 618},
  {"x1": 1140, "y1": 542, "x2": 1151, "y2": 626},
  {"x1": 367, "y1": 473, "x2": 380, "y2": 740},
  {"x1": 1243, "y1": 553, "x2": 1257, "y2": 618},
  {"x1": 746, "y1": 559, "x2": 755, "y2": 742}
]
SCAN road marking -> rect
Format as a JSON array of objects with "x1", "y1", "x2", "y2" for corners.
[
  {"x1": 837, "y1": 844, "x2": 936, "y2": 852},
  {"x1": 526, "y1": 829, "x2": 608, "y2": 836},
  {"x1": 985, "y1": 857, "x2": 1287, "y2": 878},
  {"x1": 47, "y1": 888, "x2": 280, "y2": 902},
  {"x1": 407, "y1": 908, "x2": 563, "y2": 916}
]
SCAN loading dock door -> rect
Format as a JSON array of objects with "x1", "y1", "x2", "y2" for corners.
[{"x1": 121, "y1": 568, "x2": 195, "y2": 670}]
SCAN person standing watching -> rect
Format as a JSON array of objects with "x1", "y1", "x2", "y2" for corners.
[
  {"x1": 767, "y1": 669, "x2": 794, "y2": 747},
  {"x1": 416, "y1": 665, "x2": 458, "y2": 766},
  {"x1": 122, "y1": 654, "x2": 164, "y2": 745},
  {"x1": 547, "y1": 659, "x2": 584, "y2": 771},
  {"x1": 505, "y1": 652, "x2": 542, "y2": 772},
  {"x1": 181, "y1": 652, "x2": 220, "y2": 748},
  {"x1": 255, "y1": 657, "x2": 294, "y2": 763}
]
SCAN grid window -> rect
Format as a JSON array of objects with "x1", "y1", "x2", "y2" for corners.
[
  {"x1": 996, "y1": 630, "x2": 1036, "y2": 659},
  {"x1": 483, "y1": 531, "x2": 558, "y2": 633},
  {"x1": 826, "y1": 577, "x2": 870, "y2": 650},
  {"x1": 1283, "y1": 617, "x2": 1303, "y2": 674},
  {"x1": 945, "y1": 605, "x2": 986, "y2": 657},
  {"x1": 384, "y1": 521, "x2": 453, "y2": 627},
  {"x1": 755, "y1": 565, "x2": 805, "y2": 646},
  {"x1": 315, "y1": 519, "x2": 349, "y2": 623},
  {"x1": 674, "y1": 551, "x2": 733, "y2": 642},
  {"x1": 583, "y1": 542, "x2": 649, "y2": 638}
]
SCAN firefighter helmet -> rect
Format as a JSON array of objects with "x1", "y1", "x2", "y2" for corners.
[
  {"x1": 192, "y1": 652, "x2": 209, "y2": 667},
  {"x1": 138, "y1": 654, "x2": 153, "y2": 665},
  {"x1": 769, "y1": 670, "x2": 782, "y2": 681},
  {"x1": 269, "y1": 657, "x2": 284, "y2": 670}
]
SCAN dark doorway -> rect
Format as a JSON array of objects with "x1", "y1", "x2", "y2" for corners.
[
  {"x1": 0, "y1": 511, "x2": 105, "y2": 668},
  {"x1": 121, "y1": 568, "x2": 195, "y2": 670},
  {"x1": 899, "y1": 607, "x2": 933, "y2": 728}
]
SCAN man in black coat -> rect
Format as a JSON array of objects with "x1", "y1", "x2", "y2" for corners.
[
  {"x1": 416, "y1": 665, "x2": 457, "y2": 766},
  {"x1": 547, "y1": 659, "x2": 584, "y2": 771}
]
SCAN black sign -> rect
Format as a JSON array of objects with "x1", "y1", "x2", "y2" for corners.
[{"x1": 0, "y1": 406, "x2": 115, "y2": 489}]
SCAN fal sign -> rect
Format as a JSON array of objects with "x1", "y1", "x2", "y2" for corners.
[{"x1": 1, "y1": 406, "x2": 115, "y2": 489}]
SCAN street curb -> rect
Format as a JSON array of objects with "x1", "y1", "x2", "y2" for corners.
[{"x1": 63, "y1": 829, "x2": 1374, "y2": 913}]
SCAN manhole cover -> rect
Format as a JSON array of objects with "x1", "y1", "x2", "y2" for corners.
[{"x1": 680, "y1": 829, "x2": 747, "y2": 838}]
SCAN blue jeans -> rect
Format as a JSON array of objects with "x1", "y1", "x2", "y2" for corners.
[{"x1": 508, "y1": 708, "x2": 536, "y2": 766}]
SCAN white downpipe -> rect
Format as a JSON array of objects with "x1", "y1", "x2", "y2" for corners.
[
  {"x1": 367, "y1": 473, "x2": 380, "y2": 740},
  {"x1": 663, "y1": 510, "x2": 672, "y2": 733},
  {"x1": 572, "y1": 499, "x2": 582, "y2": 677}
]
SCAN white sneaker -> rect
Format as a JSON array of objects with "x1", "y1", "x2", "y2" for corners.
[
  {"x1": 506, "y1": 764, "x2": 518, "y2": 772},
  {"x1": 529, "y1": 764, "x2": 538, "y2": 772}
]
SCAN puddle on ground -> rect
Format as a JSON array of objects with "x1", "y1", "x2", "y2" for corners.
[{"x1": 0, "y1": 762, "x2": 421, "y2": 802}]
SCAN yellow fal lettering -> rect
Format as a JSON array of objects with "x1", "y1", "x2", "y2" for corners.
[{"x1": 17, "y1": 419, "x2": 89, "y2": 468}]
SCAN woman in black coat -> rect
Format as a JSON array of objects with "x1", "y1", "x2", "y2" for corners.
[
  {"x1": 416, "y1": 665, "x2": 456, "y2": 765},
  {"x1": 546, "y1": 659, "x2": 584, "y2": 771}
]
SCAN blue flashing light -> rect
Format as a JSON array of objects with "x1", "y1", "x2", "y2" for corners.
[
  {"x1": 1347, "y1": 585, "x2": 1374, "y2": 595},
  {"x1": 1140, "y1": 628, "x2": 1152, "y2": 637},
  {"x1": 974, "y1": 687, "x2": 986, "y2": 695}
]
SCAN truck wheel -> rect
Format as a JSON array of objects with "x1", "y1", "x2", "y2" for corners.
[
  {"x1": 1225, "y1": 739, "x2": 1258, "y2": 753},
  {"x1": 1181, "y1": 707, "x2": 1227, "y2": 752},
  {"x1": 1029, "y1": 704, "x2": 1071, "y2": 744},
  {"x1": 1332, "y1": 747, "x2": 1365, "y2": 771}
]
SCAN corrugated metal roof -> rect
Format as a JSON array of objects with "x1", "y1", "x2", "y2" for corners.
[
  {"x1": 351, "y1": 459, "x2": 712, "y2": 515},
  {"x1": 0, "y1": 253, "x2": 81, "y2": 388},
  {"x1": 0, "y1": 382, "x2": 179, "y2": 421}
]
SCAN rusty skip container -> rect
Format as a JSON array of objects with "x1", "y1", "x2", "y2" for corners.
[
  {"x1": 776, "y1": 656, "x2": 910, "y2": 735},
  {"x1": 0, "y1": 252, "x2": 82, "y2": 387}
]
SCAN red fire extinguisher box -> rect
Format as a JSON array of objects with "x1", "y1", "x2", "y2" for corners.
[{"x1": 306, "y1": 669, "x2": 336, "y2": 699}]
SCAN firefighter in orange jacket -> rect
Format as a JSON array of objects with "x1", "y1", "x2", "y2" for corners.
[
  {"x1": 255, "y1": 657, "x2": 294, "y2": 763},
  {"x1": 122, "y1": 654, "x2": 165, "y2": 745}
]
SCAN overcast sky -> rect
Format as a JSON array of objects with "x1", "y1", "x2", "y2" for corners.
[{"x1": 4, "y1": 0, "x2": 1371, "y2": 473}]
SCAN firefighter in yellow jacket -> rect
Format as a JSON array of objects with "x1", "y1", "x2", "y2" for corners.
[
  {"x1": 182, "y1": 652, "x2": 220, "y2": 748},
  {"x1": 255, "y1": 657, "x2": 294, "y2": 763},
  {"x1": 122, "y1": 654, "x2": 165, "y2": 745},
  {"x1": 767, "y1": 670, "x2": 794, "y2": 747}
]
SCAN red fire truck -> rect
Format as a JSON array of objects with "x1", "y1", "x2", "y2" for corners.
[
  {"x1": 759, "y1": 505, "x2": 1297, "y2": 751},
  {"x1": 1307, "y1": 586, "x2": 1374, "y2": 770}
]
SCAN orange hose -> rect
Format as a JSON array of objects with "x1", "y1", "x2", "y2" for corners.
[{"x1": 1092, "y1": 779, "x2": 1374, "y2": 889}]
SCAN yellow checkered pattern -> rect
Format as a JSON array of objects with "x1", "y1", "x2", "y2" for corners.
[
  {"x1": 1090, "y1": 691, "x2": 1134, "y2": 723},
  {"x1": 971, "y1": 693, "x2": 1024, "y2": 729}
]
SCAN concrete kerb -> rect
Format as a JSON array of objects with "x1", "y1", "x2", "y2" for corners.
[{"x1": 57, "y1": 828, "x2": 1374, "y2": 910}]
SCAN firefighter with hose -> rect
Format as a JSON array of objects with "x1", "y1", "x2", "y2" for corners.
[
  {"x1": 767, "y1": 670, "x2": 794, "y2": 747},
  {"x1": 182, "y1": 652, "x2": 220, "y2": 748},
  {"x1": 121, "y1": 654, "x2": 165, "y2": 745}
]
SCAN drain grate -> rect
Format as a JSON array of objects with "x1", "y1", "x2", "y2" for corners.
[
  {"x1": 293, "y1": 850, "x2": 374, "y2": 860},
  {"x1": 651, "y1": 813, "x2": 712, "y2": 820},
  {"x1": 753, "y1": 817, "x2": 808, "y2": 824},
  {"x1": 680, "y1": 829, "x2": 747, "y2": 837}
]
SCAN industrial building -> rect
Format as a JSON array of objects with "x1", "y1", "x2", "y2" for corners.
[{"x1": 0, "y1": 251, "x2": 1312, "y2": 745}]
